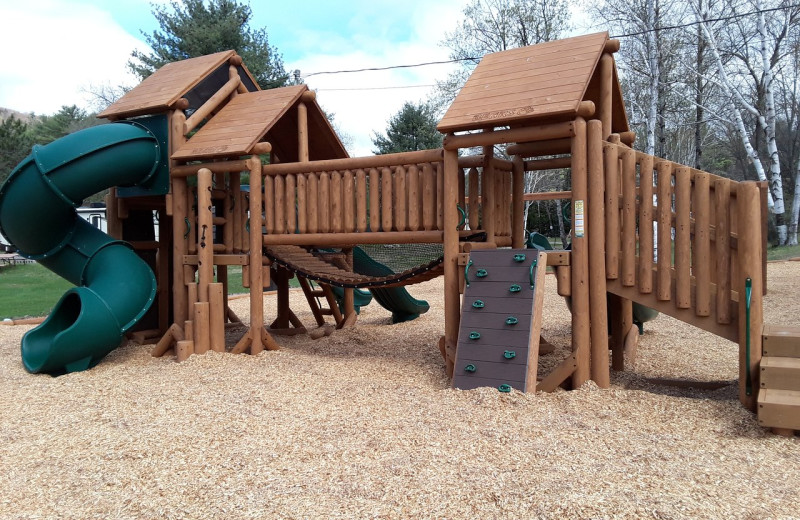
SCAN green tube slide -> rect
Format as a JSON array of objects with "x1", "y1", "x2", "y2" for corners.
[{"x1": 0, "y1": 122, "x2": 162, "y2": 374}]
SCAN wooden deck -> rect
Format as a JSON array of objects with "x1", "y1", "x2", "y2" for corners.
[
  {"x1": 99, "y1": 51, "x2": 237, "y2": 120},
  {"x1": 438, "y1": 32, "x2": 613, "y2": 133}
]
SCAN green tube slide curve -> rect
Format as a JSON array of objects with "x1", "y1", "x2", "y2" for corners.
[{"x1": 0, "y1": 122, "x2": 162, "y2": 374}]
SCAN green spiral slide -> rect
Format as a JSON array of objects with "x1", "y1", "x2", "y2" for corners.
[{"x1": 0, "y1": 122, "x2": 164, "y2": 374}]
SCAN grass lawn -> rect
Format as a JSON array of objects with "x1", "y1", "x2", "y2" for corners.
[
  {"x1": 0, "y1": 263, "x2": 73, "y2": 319},
  {"x1": 2, "y1": 242, "x2": 797, "y2": 320}
]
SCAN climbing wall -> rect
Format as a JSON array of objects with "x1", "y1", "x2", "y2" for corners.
[{"x1": 453, "y1": 249, "x2": 547, "y2": 392}]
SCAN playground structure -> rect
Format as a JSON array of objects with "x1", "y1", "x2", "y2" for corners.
[{"x1": 0, "y1": 32, "x2": 798, "y2": 434}]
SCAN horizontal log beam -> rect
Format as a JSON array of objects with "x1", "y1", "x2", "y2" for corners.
[
  {"x1": 443, "y1": 122, "x2": 575, "y2": 151},
  {"x1": 507, "y1": 138, "x2": 573, "y2": 158},
  {"x1": 262, "y1": 149, "x2": 444, "y2": 176},
  {"x1": 171, "y1": 159, "x2": 250, "y2": 178}
]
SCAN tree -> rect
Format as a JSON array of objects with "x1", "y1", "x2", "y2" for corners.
[
  {"x1": 28, "y1": 105, "x2": 102, "y2": 146},
  {"x1": 692, "y1": 0, "x2": 799, "y2": 244},
  {"x1": 0, "y1": 116, "x2": 33, "y2": 186},
  {"x1": 371, "y1": 102, "x2": 442, "y2": 154},
  {"x1": 434, "y1": 0, "x2": 572, "y2": 111},
  {"x1": 129, "y1": 0, "x2": 288, "y2": 90}
]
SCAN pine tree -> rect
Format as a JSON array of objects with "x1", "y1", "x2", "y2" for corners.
[
  {"x1": 372, "y1": 102, "x2": 442, "y2": 154},
  {"x1": 128, "y1": 0, "x2": 287, "y2": 90}
]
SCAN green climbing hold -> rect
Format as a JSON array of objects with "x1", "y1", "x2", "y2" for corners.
[
  {"x1": 464, "y1": 364, "x2": 477, "y2": 373},
  {"x1": 472, "y1": 300, "x2": 485, "y2": 309},
  {"x1": 498, "y1": 384, "x2": 512, "y2": 393},
  {"x1": 476, "y1": 269, "x2": 488, "y2": 278},
  {"x1": 503, "y1": 350, "x2": 516, "y2": 359},
  {"x1": 505, "y1": 316, "x2": 518, "y2": 325},
  {"x1": 513, "y1": 253, "x2": 526, "y2": 262},
  {"x1": 469, "y1": 331, "x2": 481, "y2": 340},
  {"x1": 509, "y1": 284, "x2": 521, "y2": 293}
]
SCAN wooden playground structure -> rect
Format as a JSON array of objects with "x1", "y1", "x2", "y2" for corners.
[{"x1": 95, "y1": 32, "x2": 798, "y2": 434}]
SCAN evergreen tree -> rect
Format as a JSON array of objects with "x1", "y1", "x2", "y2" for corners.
[
  {"x1": 129, "y1": 0, "x2": 288, "y2": 89},
  {"x1": 0, "y1": 116, "x2": 33, "y2": 185},
  {"x1": 372, "y1": 102, "x2": 442, "y2": 154},
  {"x1": 28, "y1": 105, "x2": 102, "y2": 146}
]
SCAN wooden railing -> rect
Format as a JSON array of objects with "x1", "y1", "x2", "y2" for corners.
[
  {"x1": 601, "y1": 141, "x2": 765, "y2": 343},
  {"x1": 259, "y1": 150, "x2": 448, "y2": 244}
]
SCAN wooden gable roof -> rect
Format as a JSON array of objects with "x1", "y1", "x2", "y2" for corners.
[
  {"x1": 438, "y1": 32, "x2": 629, "y2": 134},
  {"x1": 171, "y1": 85, "x2": 348, "y2": 162},
  {"x1": 99, "y1": 51, "x2": 260, "y2": 120}
]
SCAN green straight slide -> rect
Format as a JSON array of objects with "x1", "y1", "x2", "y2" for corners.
[
  {"x1": 351, "y1": 247, "x2": 430, "y2": 323},
  {"x1": 0, "y1": 122, "x2": 162, "y2": 374}
]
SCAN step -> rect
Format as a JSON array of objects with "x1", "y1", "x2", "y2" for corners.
[
  {"x1": 758, "y1": 388, "x2": 800, "y2": 430},
  {"x1": 762, "y1": 324, "x2": 800, "y2": 357},
  {"x1": 760, "y1": 357, "x2": 800, "y2": 392}
]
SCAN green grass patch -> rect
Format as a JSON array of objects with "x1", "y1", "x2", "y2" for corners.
[
  {"x1": 766, "y1": 244, "x2": 800, "y2": 261},
  {"x1": 0, "y1": 263, "x2": 73, "y2": 319}
]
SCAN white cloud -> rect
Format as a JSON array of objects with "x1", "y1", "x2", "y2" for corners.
[
  {"x1": 288, "y1": 1, "x2": 466, "y2": 156},
  {"x1": 0, "y1": 0, "x2": 147, "y2": 115},
  {"x1": 0, "y1": 0, "x2": 469, "y2": 157}
]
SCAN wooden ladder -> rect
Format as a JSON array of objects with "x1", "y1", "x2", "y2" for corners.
[
  {"x1": 297, "y1": 277, "x2": 346, "y2": 328},
  {"x1": 758, "y1": 325, "x2": 800, "y2": 436}
]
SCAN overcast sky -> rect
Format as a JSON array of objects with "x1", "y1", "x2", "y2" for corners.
[{"x1": 0, "y1": 0, "x2": 588, "y2": 156}]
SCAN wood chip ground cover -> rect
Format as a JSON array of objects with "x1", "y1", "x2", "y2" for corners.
[{"x1": 1, "y1": 263, "x2": 798, "y2": 519}]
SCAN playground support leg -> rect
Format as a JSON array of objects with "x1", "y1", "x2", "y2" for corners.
[
  {"x1": 737, "y1": 181, "x2": 763, "y2": 411},
  {"x1": 571, "y1": 117, "x2": 591, "y2": 388},
  {"x1": 443, "y1": 147, "x2": 461, "y2": 377},
  {"x1": 511, "y1": 156, "x2": 525, "y2": 249},
  {"x1": 609, "y1": 294, "x2": 632, "y2": 371},
  {"x1": 587, "y1": 120, "x2": 609, "y2": 388}
]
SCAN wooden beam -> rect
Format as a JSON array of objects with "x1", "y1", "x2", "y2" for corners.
[
  {"x1": 263, "y1": 149, "x2": 443, "y2": 176},
  {"x1": 444, "y1": 121, "x2": 575, "y2": 151}
]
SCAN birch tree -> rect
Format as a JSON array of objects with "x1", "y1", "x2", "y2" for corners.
[{"x1": 693, "y1": 0, "x2": 798, "y2": 243}]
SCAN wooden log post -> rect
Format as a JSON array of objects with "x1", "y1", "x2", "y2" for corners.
[
  {"x1": 715, "y1": 179, "x2": 731, "y2": 324},
  {"x1": 638, "y1": 155, "x2": 655, "y2": 294},
  {"x1": 170, "y1": 111, "x2": 189, "y2": 329},
  {"x1": 331, "y1": 171, "x2": 343, "y2": 233},
  {"x1": 422, "y1": 164, "x2": 436, "y2": 231},
  {"x1": 468, "y1": 167, "x2": 479, "y2": 230},
  {"x1": 297, "y1": 173, "x2": 308, "y2": 233},
  {"x1": 197, "y1": 168, "x2": 214, "y2": 304},
  {"x1": 193, "y1": 302, "x2": 210, "y2": 354},
  {"x1": 599, "y1": 53, "x2": 614, "y2": 139},
  {"x1": 319, "y1": 172, "x2": 331, "y2": 233},
  {"x1": 675, "y1": 167, "x2": 692, "y2": 308},
  {"x1": 407, "y1": 165, "x2": 420, "y2": 231},
  {"x1": 587, "y1": 120, "x2": 609, "y2": 388},
  {"x1": 656, "y1": 161, "x2": 673, "y2": 301},
  {"x1": 298, "y1": 96, "x2": 310, "y2": 162},
  {"x1": 511, "y1": 156, "x2": 525, "y2": 248},
  {"x1": 356, "y1": 169, "x2": 368, "y2": 232},
  {"x1": 571, "y1": 117, "x2": 591, "y2": 388},
  {"x1": 308, "y1": 173, "x2": 319, "y2": 233},
  {"x1": 248, "y1": 155, "x2": 265, "y2": 354},
  {"x1": 481, "y1": 145, "x2": 496, "y2": 242},
  {"x1": 604, "y1": 143, "x2": 620, "y2": 279},
  {"x1": 443, "y1": 148, "x2": 461, "y2": 377},
  {"x1": 343, "y1": 170, "x2": 355, "y2": 232},
  {"x1": 209, "y1": 282, "x2": 226, "y2": 352},
  {"x1": 620, "y1": 149, "x2": 636, "y2": 286},
  {"x1": 381, "y1": 167, "x2": 393, "y2": 232},
  {"x1": 693, "y1": 172, "x2": 711, "y2": 316},
  {"x1": 737, "y1": 182, "x2": 763, "y2": 411},
  {"x1": 369, "y1": 168, "x2": 380, "y2": 232},
  {"x1": 394, "y1": 166, "x2": 407, "y2": 232}
]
